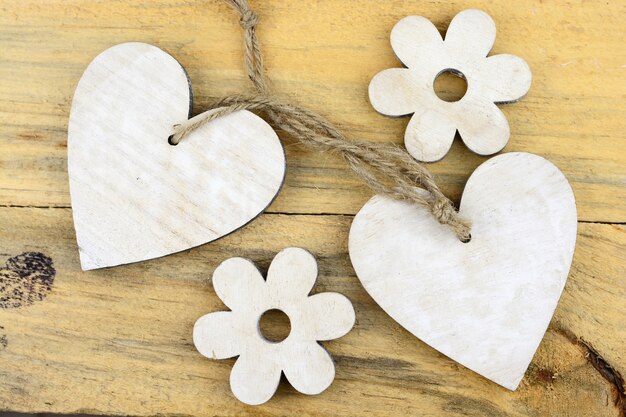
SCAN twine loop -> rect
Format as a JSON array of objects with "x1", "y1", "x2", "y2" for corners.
[
  {"x1": 239, "y1": 9, "x2": 258, "y2": 30},
  {"x1": 171, "y1": 0, "x2": 472, "y2": 241}
]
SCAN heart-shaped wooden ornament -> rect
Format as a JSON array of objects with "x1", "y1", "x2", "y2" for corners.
[
  {"x1": 349, "y1": 152, "x2": 577, "y2": 390},
  {"x1": 68, "y1": 43, "x2": 285, "y2": 270}
]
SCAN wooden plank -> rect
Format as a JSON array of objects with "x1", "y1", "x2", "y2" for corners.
[
  {"x1": 1, "y1": 0, "x2": 624, "y2": 415},
  {"x1": 1, "y1": 0, "x2": 625, "y2": 222},
  {"x1": 0, "y1": 207, "x2": 623, "y2": 416}
]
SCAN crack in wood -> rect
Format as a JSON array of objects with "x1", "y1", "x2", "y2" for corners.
[
  {"x1": 555, "y1": 326, "x2": 625, "y2": 416},
  {"x1": 0, "y1": 206, "x2": 358, "y2": 220},
  {"x1": 581, "y1": 340, "x2": 626, "y2": 416},
  {"x1": 0, "y1": 205, "x2": 625, "y2": 227}
]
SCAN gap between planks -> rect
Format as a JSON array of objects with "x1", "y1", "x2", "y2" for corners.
[{"x1": 0, "y1": 204, "x2": 625, "y2": 227}]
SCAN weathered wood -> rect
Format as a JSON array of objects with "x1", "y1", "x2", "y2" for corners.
[
  {"x1": 194, "y1": 248, "x2": 355, "y2": 405},
  {"x1": 0, "y1": 207, "x2": 623, "y2": 416},
  {"x1": 0, "y1": 0, "x2": 624, "y2": 415},
  {"x1": 368, "y1": 10, "x2": 532, "y2": 161},
  {"x1": 349, "y1": 153, "x2": 577, "y2": 390},
  {"x1": 68, "y1": 42, "x2": 285, "y2": 270},
  {"x1": 0, "y1": 0, "x2": 625, "y2": 222}
]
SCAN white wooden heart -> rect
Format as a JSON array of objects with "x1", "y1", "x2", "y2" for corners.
[
  {"x1": 349, "y1": 152, "x2": 577, "y2": 390},
  {"x1": 68, "y1": 43, "x2": 285, "y2": 270}
]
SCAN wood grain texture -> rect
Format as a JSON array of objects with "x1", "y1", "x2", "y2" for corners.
[
  {"x1": 0, "y1": 207, "x2": 623, "y2": 416},
  {"x1": 0, "y1": 0, "x2": 624, "y2": 415},
  {"x1": 68, "y1": 42, "x2": 285, "y2": 270},
  {"x1": 368, "y1": 10, "x2": 532, "y2": 161},
  {"x1": 0, "y1": 0, "x2": 624, "y2": 222},
  {"x1": 349, "y1": 153, "x2": 577, "y2": 390},
  {"x1": 193, "y1": 248, "x2": 355, "y2": 405}
]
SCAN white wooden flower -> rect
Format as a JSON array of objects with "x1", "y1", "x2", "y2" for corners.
[
  {"x1": 369, "y1": 9, "x2": 532, "y2": 162},
  {"x1": 193, "y1": 247, "x2": 355, "y2": 405}
]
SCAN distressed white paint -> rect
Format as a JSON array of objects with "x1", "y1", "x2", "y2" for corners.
[
  {"x1": 349, "y1": 152, "x2": 577, "y2": 390},
  {"x1": 369, "y1": 9, "x2": 532, "y2": 162},
  {"x1": 193, "y1": 248, "x2": 355, "y2": 405},
  {"x1": 68, "y1": 43, "x2": 285, "y2": 270}
]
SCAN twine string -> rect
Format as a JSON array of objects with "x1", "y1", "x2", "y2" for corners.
[{"x1": 170, "y1": 0, "x2": 471, "y2": 241}]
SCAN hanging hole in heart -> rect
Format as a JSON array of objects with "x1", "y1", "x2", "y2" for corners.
[
  {"x1": 461, "y1": 233, "x2": 472, "y2": 244},
  {"x1": 167, "y1": 135, "x2": 178, "y2": 146},
  {"x1": 433, "y1": 69, "x2": 468, "y2": 102},
  {"x1": 258, "y1": 308, "x2": 291, "y2": 343}
]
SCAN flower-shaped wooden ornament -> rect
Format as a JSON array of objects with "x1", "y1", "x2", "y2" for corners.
[
  {"x1": 369, "y1": 9, "x2": 532, "y2": 162},
  {"x1": 193, "y1": 248, "x2": 355, "y2": 405}
]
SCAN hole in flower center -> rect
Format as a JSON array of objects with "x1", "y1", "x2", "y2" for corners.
[
  {"x1": 433, "y1": 69, "x2": 468, "y2": 102},
  {"x1": 258, "y1": 309, "x2": 291, "y2": 343}
]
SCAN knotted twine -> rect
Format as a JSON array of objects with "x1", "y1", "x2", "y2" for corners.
[{"x1": 170, "y1": 0, "x2": 471, "y2": 241}]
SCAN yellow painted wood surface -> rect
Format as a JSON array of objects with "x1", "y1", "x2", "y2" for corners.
[{"x1": 0, "y1": 0, "x2": 624, "y2": 416}]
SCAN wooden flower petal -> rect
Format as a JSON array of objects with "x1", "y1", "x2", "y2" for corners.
[
  {"x1": 404, "y1": 107, "x2": 457, "y2": 162},
  {"x1": 267, "y1": 247, "x2": 317, "y2": 299},
  {"x1": 282, "y1": 341, "x2": 335, "y2": 395},
  {"x1": 369, "y1": 68, "x2": 428, "y2": 117},
  {"x1": 390, "y1": 15, "x2": 444, "y2": 68},
  {"x1": 230, "y1": 353, "x2": 281, "y2": 405},
  {"x1": 212, "y1": 257, "x2": 266, "y2": 311},
  {"x1": 303, "y1": 293, "x2": 355, "y2": 341},
  {"x1": 480, "y1": 54, "x2": 532, "y2": 103},
  {"x1": 456, "y1": 99, "x2": 510, "y2": 155},
  {"x1": 445, "y1": 9, "x2": 496, "y2": 58},
  {"x1": 193, "y1": 311, "x2": 240, "y2": 360}
]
